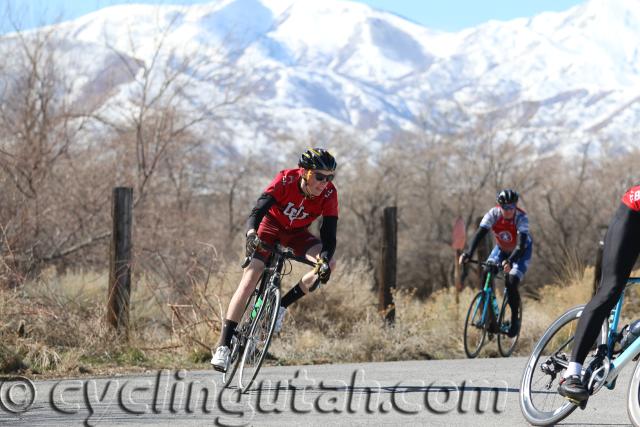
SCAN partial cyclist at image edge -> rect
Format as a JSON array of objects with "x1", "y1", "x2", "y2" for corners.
[
  {"x1": 558, "y1": 184, "x2": 640, "y2": 403},
  {"x1": 211, "y1": 148, "x2": 338, "y2": 373},
  {"x1": 459, "y1": 189, "x2": 533, "y2": 338}
]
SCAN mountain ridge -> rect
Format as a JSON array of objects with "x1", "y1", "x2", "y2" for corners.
[{"x1": 2, "y1": 0, "x2": 639, "y2": 154}]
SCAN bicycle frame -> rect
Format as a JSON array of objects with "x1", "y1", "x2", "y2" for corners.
[
  {"x1": 248, "y1": 242, "x2": 317, "y2": 329},
  {"x1": 252, "y1": 242, "x2": 318, "y2": 302},
  {"x1": 602, "y1": 277, "x2": 640, "y2": 388},
  {"x1": 471, "y1": 262, "x2": 504, "y2": 328}
]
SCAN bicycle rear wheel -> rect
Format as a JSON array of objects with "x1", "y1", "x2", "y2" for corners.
[
  {"x1": 464, "y1": 291, "x2": 487, "y2": 358},
  {"x1": 498, "y1": 294, "x2": 521, "y2": 357},
  {"x1": 519, "y1": 305, "x2": 605, "y2": 425},
  {"x1": 238, "y1": 286, "x2": 280, "y2": 393}
]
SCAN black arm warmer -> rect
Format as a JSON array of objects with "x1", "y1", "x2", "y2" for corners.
[
  {"x1": 507, "y1": 232, "x2": 528, "y2": 263},
  {"x1": 319, "y1": 216, "x2": 338, "y2": 260},
  {"x1": 466, "y1": 226, "x2": 489, "y2": 256},
  {"x1": 246, "y1": 193, "x2": 275, "y2": 233}
]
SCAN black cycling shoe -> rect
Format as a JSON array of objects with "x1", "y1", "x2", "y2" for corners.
[
  {"x1": 558, "y1": 375, "x2": 589, "y2": 403},
  {"x1": 507, "y1": 318, "x2": 520, "y2": 338}
]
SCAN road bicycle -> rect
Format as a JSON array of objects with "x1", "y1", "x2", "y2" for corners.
[
  {"x1": 221, "y1": 240, "x2": 317, "y2": 393},
  {"x1": 520, "y1": 277, "x2": 640, "y2": 425},
  {"x1": 463, "y1": 259, "x2": 522, "y2": 358}
]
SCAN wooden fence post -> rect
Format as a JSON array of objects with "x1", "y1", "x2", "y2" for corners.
[
  {"x1": 452, "y1": 217, "x2": 466, "y2": 318},
  {"x1": 107, "y1": 187, "x2": 133, "y2": 337},
  {"x1": 378, "y1": 206, "x2": 397, "y2": 325}
]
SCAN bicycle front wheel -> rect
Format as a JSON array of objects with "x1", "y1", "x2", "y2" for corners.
[
  {"x1": 464, "y1": 291, "x2": 487, "y2": 358},
  {"x1": 222, "y1": 290, "x2": 260, "y2": 388},
  {"x1": 498, "y1": 294, "x2": 521, "y2": 357},
  {"x1": 519, "y1": 304, "x2": 608, "y2": 425},
  {"x1": 238, "y1": 286, "x2": 280, "y2": 393},
  {"x1": 627, "y1": 360, "x2": 640, "y2": 426}
]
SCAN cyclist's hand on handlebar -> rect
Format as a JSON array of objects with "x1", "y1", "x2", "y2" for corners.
[
  {"x1": 459, "y1": 252, "x2": 470, "y2": 265},
  {"x1": 316, "y1": 256, "x2": 331, "y2": 284},
  {"x1": 245, "y1": 229, "x2": 260, "y2": 257},
  {"x1": 502, "y1": 259, "x2": 512, "y2": 273}
]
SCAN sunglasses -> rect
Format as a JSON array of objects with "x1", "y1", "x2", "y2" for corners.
[
  {"x1": 314, "y1": 172, "x2": 335, "y2": 182},
  {"x1": 501, "y1": 203, "x2": 516, "y2": 211}
]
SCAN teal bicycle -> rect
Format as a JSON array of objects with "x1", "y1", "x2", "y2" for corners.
[
  {"x1": 520, "y1": 277, "x2": 640, "y2": 425},
  {"x1": 463, "y1": 259, "x2": 522, "y2": 358}
]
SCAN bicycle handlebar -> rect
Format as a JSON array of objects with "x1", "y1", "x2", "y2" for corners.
[
  {"x1": 460, "y1": 259, "x2": 505, "y2": 283},
  {"x1": 465, "y1": 259, "x2": 500, "y2": 268},
  {"x1": 241, "y1": 240, "x2": 318, "y2": 269}
]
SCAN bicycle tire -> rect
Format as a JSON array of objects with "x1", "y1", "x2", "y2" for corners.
[
  {"x1": 498, "y1": 294, "x2": 521, "y2": 357},
  {"x1": 221, "y1": 290, "x2": 259, "y2": 388},
  {"x1": 464, "y1": 291, "x2": 487, "y2": 358},
  {"x1": 627, "y1": 360, "x2": 640, "y2": 426},
  {"x1": 238, "y1": 286, "x2": 280, "y2": 393},
  {"x1": 519, "y1": 305, "x2": 607, "y2": 425}
]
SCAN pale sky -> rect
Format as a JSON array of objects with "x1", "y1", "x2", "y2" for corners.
[{"x1": 1, "y1": 0, "x2": 586, "y2": 34}]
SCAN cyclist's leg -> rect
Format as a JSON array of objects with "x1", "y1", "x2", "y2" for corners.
[
  {"x1": 282, "y1": 231, "x2": 320, "y2": 296},
  {"x1": 215, "y1": 218, "x2": 281, "y2": 347},
  {"x1": 486, "y1": 245, "x2": 503, "y2": 265},
  {"x1": 506, "y1": 240, "x2": 531, "y2": 326},
  {"x1": 216, "y1": 259, "x2": 266, "y2": 347},
  {"x1": 570, "y1": 204, "x2": 640, "y2": 366},
  {"x1": 225, "y1": 259, "x2": 266, "y2": 323},
  {"x1": 213, "y1": 257, "x2": 266, "y2": 371}
]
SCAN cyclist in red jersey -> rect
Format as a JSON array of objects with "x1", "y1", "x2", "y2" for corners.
[
  {"x1": 460, "y1": 189, "x2": 533, "y2": 338},
  {"x1": 558, "y1": 185, "x2": 640, "y2": 402},
  {"x1": 211, "y1": 148, "x2": 338, "y2": 372}
]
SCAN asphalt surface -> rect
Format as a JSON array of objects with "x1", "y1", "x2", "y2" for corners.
[{"x1": 0, "y1": 356, "x2": 633, "y2": 426}]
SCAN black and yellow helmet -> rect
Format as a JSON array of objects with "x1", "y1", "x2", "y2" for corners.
[{"x1": 298, "y1": 148, "x2": 337, "y2": 171}]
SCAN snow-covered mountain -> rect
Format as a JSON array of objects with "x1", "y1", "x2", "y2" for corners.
[{"x1": 2, "y1": 0, "x2": 640, "y2": 154}]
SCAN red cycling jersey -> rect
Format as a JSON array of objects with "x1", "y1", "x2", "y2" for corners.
[
  {"x1": 622, "y1": 185, "x2": 640, "y2": 212},
  {"x1": 263, "y1": 168, "x2": 339, "y2": 230}
]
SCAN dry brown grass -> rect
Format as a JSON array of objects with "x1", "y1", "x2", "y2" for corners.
[
  {"x1": 274, "y1": 265, "x2": 640, "y2": 362},
  {"x1": 2, "y1": 261, "x2": 640, "y2": 378}
]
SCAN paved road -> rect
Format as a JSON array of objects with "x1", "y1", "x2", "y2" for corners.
[{"x1": 0, "y1": 357, "x2": 633, "y2": 426}]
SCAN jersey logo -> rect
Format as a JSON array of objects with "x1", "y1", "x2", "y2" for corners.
[
  {"x1": 324, "y1": 188, "x2": 334, "y2": 198},
  {"x1": 283, "y1": 202, "x2": 310, "y2": 222},
  {"x1": 631, "y1": 190, "x2": 640, "y2": 203},
  {"x1": 498, "y1": 231, "x2": 513, "y2": 242},
  {"x1": 282, "y1": 175, "x2": 296, "y2": 186}
]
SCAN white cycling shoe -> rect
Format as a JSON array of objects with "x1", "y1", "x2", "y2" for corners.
[{"x1": 211, "y1": 346, "x2": 230, "y2": 372}]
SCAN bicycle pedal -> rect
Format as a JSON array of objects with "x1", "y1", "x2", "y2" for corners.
[
  {"x1": 562, "y1": 396, "x2": 582, "y2": 406},
  {"x1": 212, "y1": 365, "x2": 227, "y2": 373}
]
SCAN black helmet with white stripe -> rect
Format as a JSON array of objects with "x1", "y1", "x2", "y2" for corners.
[
  {"x1": 298, "y1": 148, "x2": 337, "y2": 171},
  {"x1": 497, "y1": 189, "x2": 519, "y2": 205}
]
